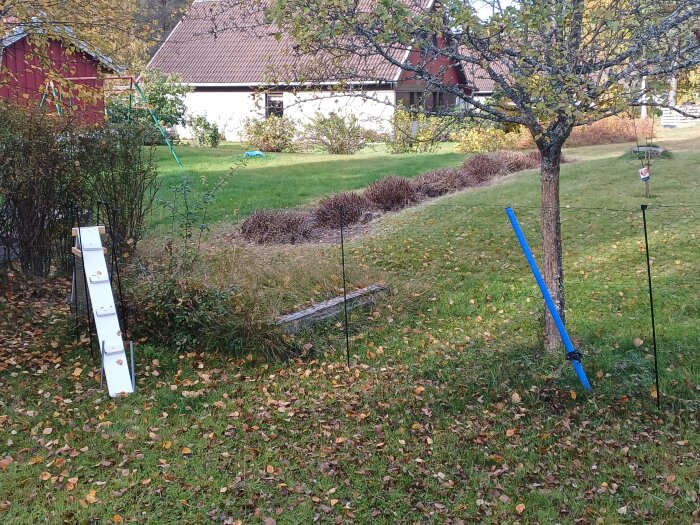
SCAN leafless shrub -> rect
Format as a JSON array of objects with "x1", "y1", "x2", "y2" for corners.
[
  {"x1": 314, "y1": 192, "x2": 370, "y2": 228},
  {"x1": 462, "y1": 154, "x2": 510, "y2": 185},
  {"x1": 240, "y1": 210, "x2": 314, "y2": 244},
  {"x1": 364, "y1": 176, "x2": 418, "y2": 211},
  {"x1": 521, "y1": 150, "x2": 569, "y2": 166},
  {"x1": 488, "y1": 150, "x2": 541, "y2": 172},
  {"x1": 411, "y1": 168, "x2": 464, "y2": 197}
]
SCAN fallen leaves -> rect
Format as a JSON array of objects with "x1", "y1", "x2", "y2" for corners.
[
  {"x1": 65, "y1": 477, "x2": 78, "y2": 491},
  {"x1": 28, "y1": 456, "x2": 43, "y2": 465},
  {"x1": 515, "y1": 503, "x2": 525, "y2": 514},
  {"x1": 511, "y1": 391, "x2": 521, "y2": 404},
  {"x1": 83, "y1": 489, "x2": 99, "y2": 505},
  {"x1": 0, "y1": 456, "x2": 13, "y2": 471}
]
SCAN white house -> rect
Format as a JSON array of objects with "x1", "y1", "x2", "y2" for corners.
[{"x1": 147, "y1": 0, "x2": 477, "y2": 141}]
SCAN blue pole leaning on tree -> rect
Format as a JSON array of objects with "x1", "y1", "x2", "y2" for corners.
[{"x1": 506, "y1": 207, "x2": 592, "y2": 391}]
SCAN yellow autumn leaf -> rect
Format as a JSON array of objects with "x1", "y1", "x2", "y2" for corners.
[
  {"x1": 84, "y1": 489, "x2": 98, "y2": 504},
  {"x1": 570, "y1": 390, "x2": 577, "y2": 400},
  {"x1": 181, "y1": 447, "x2": 192, "y2": 454}
]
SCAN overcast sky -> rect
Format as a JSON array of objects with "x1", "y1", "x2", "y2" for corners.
[{"x1": 471, "y1": 0, "x2": 516, "y2": 20}]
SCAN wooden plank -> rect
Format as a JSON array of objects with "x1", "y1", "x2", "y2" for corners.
[{"x1": 276, "y1": 284, "x2": 389, "y2": 334}]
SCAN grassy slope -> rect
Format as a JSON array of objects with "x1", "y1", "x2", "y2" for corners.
[
  {"x1": 1, "y1": 129, "x2": 699, "y2": 524},
  {"x1": 151, "y1": 143, "x2": 463, "y2": 228}
]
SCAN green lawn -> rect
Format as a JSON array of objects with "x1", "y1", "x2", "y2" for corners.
[
  {"x1": 151, "y1": 142, "x2": 463, "y2": 228},
  {"x1": 1, "y1": 129, "x2": 699, "y2": 523}
]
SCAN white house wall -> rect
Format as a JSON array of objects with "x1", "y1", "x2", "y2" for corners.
[{"x1": 178, "y1": 88, "x2": 396, "y2": 141}]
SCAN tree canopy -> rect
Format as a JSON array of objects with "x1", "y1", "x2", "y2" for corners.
[{"x1": 213, "y1": 0, "x2": 700, "y2": 348}]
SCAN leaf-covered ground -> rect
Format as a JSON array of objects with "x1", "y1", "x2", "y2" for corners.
[{"x1": 1, "y1": 129, "x2": 699, "y2": 524}]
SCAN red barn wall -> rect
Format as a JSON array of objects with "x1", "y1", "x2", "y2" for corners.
[
  {"x1": 0, "y1": 36, "x2": 108, "y2": 124},
  {"x1": 398, "y1": 36, "x2": 472, "y2": 95}
]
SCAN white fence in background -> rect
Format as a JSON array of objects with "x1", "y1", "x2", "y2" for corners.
[{"x1": 660, "y1": 105, "x2": 700, "y2": 128}]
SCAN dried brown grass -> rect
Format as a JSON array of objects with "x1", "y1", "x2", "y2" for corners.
[{"x1": 240, "y1": 210, "x2": 315, "y2": 244}]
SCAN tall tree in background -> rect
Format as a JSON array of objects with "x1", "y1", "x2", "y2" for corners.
[
  {"x1": 212, "y1": 0, "x2": 700, "y2": 349},
  {"x1": 1, "y1": 0, "x2": 157, "y2": 70}
]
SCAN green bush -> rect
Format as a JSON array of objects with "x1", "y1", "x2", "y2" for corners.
[
  {"x1": 107, "y1": 69, "x2": 191, "y2": 129},
  {"x1": 242, "y1": 116, "x2": 299, "y2": 152},
  {"x1": 0, "y1": 104, "x2": 87, "y2": 275},
  {"x1": 187, "y1": 115, "x2": 222, "y2": 148},
  {"x1": 130, "y1": 264, "x2": 244, "y2": 352},
  {"x1": 301, "y1": 112, "x2": 366, "y2": 154},
  {"x1": 84, "y1": 123, "x2": 161, "y2": 257},
  {"x1": 0, "y1": 103, "x2": 160, "y2": 276},
  {"x1": 387, "y1": 106, "x2": 445, "y2": 154},
  {"x1": 128, "y1": 247, "x2": 293, "y2": 358}
]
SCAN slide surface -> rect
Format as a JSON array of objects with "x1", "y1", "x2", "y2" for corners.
[{"x1": 77, "y1": 227, "x2": 133, "y2": 397}]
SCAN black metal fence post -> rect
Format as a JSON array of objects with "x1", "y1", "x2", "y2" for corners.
[
  {"x1": 340, "y1": 207, "x2": 350, "y2": 367},
  {"x1": 641, "y1": 204, "x2": 661, "y2": 410},
  {"x1": 75, "y1": 206, "x2": 95, "y2": 358}
]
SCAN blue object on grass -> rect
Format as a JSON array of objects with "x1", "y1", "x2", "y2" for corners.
[
  {"x1": 506, "y1": 207, "x2": 592, "y2": 391},
  {"x1": 244, "y1": 150, "x2": 265, "y2": 158}
]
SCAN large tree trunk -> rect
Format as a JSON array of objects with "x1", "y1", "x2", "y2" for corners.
[{"x1": 539, "y1": 143, "x2": 565, "y2": 350}]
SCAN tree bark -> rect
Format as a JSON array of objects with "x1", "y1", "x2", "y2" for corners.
[{"x1": 539, "y1": 144, "x2": 565, "y2": 350}]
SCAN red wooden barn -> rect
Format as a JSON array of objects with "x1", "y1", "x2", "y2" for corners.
[{"x1": 0, "y1": 26, "x2": 120, "y2": 124}]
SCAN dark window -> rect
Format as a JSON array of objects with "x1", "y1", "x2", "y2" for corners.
[{"x1": 265, "y1": 93, "x2": 284, "y2": 117}]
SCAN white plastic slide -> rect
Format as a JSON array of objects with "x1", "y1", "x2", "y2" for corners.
[{"x1": 73, "y1": 226, "x2": 134, "y2": 397}]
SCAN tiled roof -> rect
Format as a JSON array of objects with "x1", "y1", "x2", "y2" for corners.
[
  {"x1": 461, "y1": 61, "x2": 509, "y2": 94},
  {"x1": 148, "y1": 0, "x2": 406, "y2": 85}
]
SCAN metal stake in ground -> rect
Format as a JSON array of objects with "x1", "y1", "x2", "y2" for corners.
[
  {"x1": 340, "y1": 208, "x2": 350, "y2": 367},
  {"x1": 75, "y1": 207, "x2": 96, "y2": 358},
  {"x1": 641, "y1": 204, "x2": 661, "y2": 410},
  {"x1": 103, "y1": 202, "x2": 129, "y2": 337}
]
